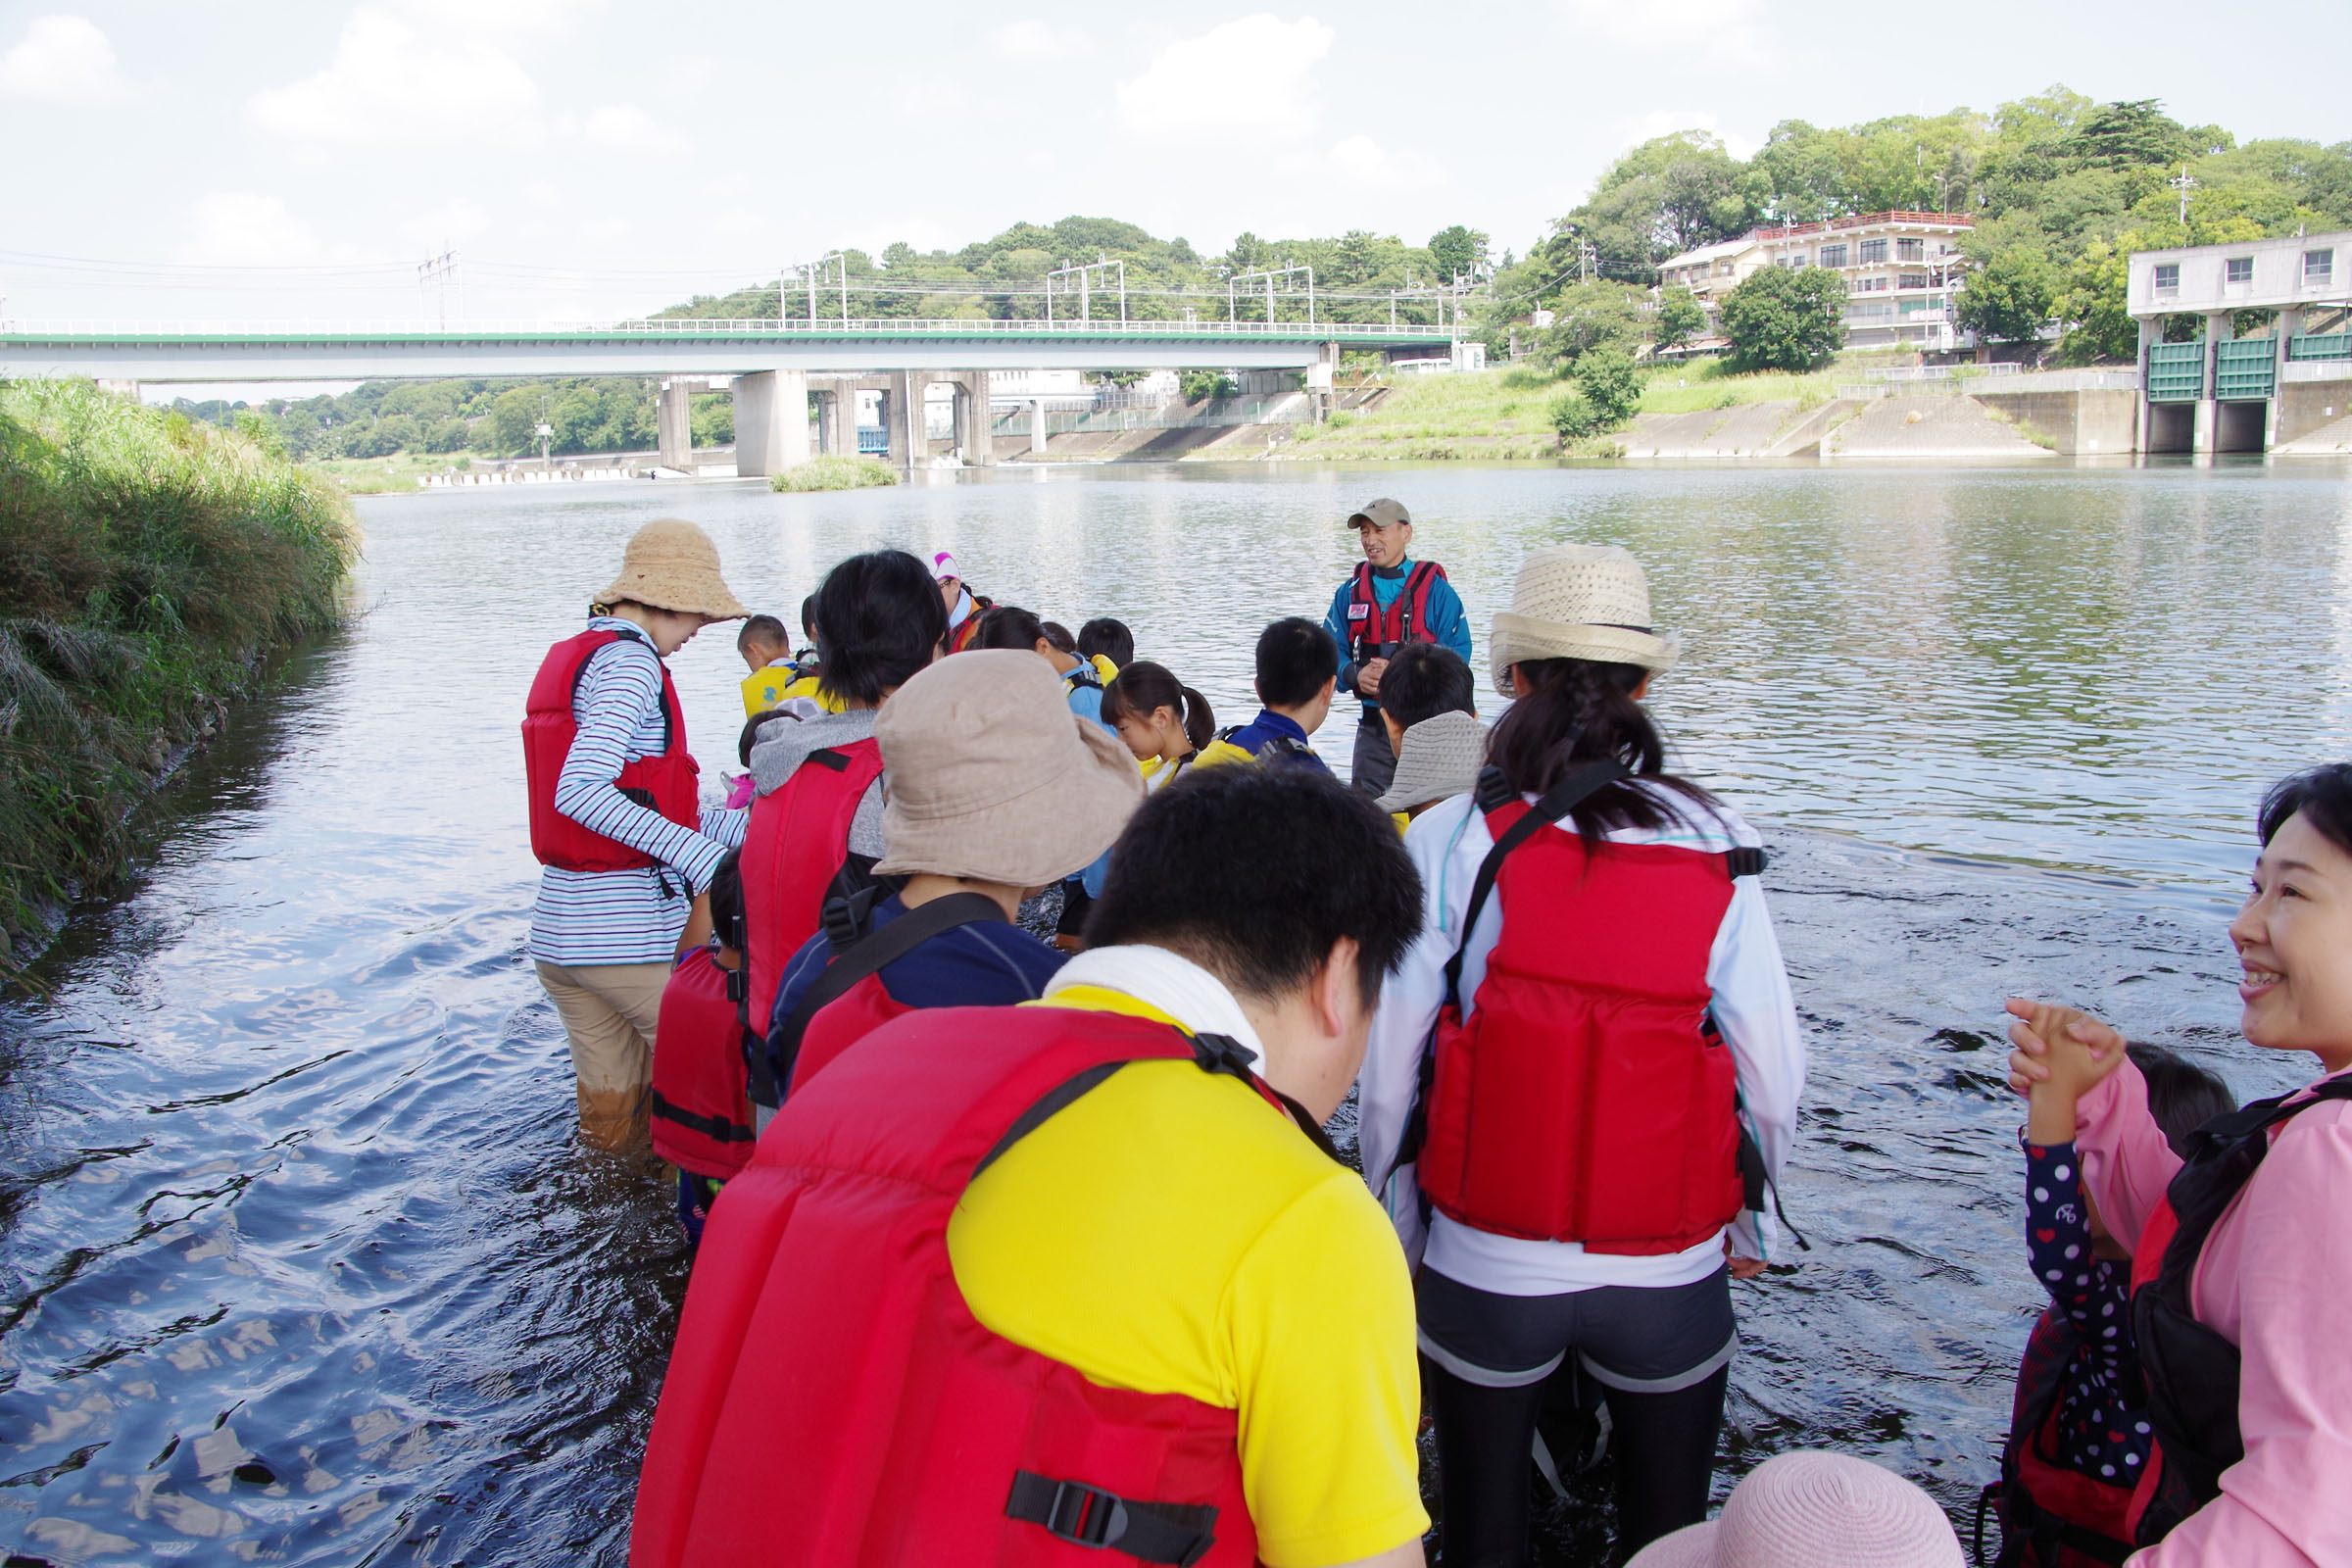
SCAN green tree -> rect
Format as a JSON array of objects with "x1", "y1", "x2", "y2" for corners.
[
  {"x1": 1719, "y1": 266, "x2": 1846, "y2": 371},
  {"x1": 1563, "y1": 131, "x2": 1761, "y2": 279},
  {"x1": 1955, "y1": 245, "x2": 2058, "y2": 345},
  {"x1": 1573, "y1": 346, "x2": 1642, "y2": 427},
  {"x1": 1549, "y1": 390, "x2": 1598, "y2": 440},
  {"x1": 488, "y1": 387, "x2": 547, "y2": 455},
  {"x1": 1428, "y1": 224, "x2": 1490, "y2": 283},
  {"x1": 1653, "y1": 286, "x2": 1707, "y2": 351},
  {"x1": 1541, "y1": 281, "x2": 1647, "y2": 368}
]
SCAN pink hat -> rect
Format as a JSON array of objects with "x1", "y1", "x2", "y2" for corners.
[
  {"x1": 931, "y1": 550, "x2": 959, "y2": 582},
  {"x1": 1628, "y1": 1452, "x2": 1963, "y2": 1568}
]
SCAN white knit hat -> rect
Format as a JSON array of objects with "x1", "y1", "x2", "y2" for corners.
[
  {"x1": 1627, "y1": 1451, "x2": 1964, "y2": 1568},
  {"x1": 1488, "y1": 543, "x2": 1677, "y2": 697}
]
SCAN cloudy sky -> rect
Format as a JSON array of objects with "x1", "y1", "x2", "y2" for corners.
[{"x1": 2, "y1": 0, "x2": 2346, "y2": 322}]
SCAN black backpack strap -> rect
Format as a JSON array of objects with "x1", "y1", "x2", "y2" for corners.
[
  {"x1": 803, "y1": 746, "x2": 851, "y2": 772},
  {"x1": 1005, "y1": 1470, "x2": 1218, "y2": 1566},
  {"x1": 769, "y1": 892, "x2": 1007, "y2": 1099},
  {"x1": 1724, "y1": 846, "x2": 1767, "y2": 878},
  {"x1": 1440, "y1": 760, "x2": 1631, "y2": 1008}
]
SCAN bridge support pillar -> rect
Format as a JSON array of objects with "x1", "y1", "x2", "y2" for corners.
[
  {"x1": 1029, "y1": 398, "x2": 1048, "y2": 456},
  {"x1": 657, "y1": 379, "x2": 695, "y2": 469},
  {"x1": 820, "y1": 383, "x2": 854, "y2": 456},
  {"x1": 957, "y1": 371, "x2": 995, "y2": 466},
  {"x1": 889, "y1": 371, "x2": 927, "y2": 467},
  {"x1": 732, "y1": 369, "x2": 809, "y2": 476},
  {"x1": 2192, "y1": 313, "x2": 2230, "y2": 459}
]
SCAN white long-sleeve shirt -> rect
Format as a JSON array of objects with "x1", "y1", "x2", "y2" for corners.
[{"x1": 1357, "y1": 781, "x2": 1806, "y2": 1294}]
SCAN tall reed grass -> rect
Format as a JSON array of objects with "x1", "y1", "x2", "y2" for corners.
[{"x1": 0, "y1": 379, "x2": 359, "y2": 964}]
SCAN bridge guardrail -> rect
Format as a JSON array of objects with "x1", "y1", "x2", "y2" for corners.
[{"x1": 0, "y1": 318, "x2": 1457, "y2": 342}]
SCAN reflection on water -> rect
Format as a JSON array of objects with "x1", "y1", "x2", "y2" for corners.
[{"x1": 3, "y1": 463, "x2": 2344, "y2": 1564}]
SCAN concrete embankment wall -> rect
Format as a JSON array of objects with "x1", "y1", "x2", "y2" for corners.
[
  {"x1": 1825, "y1": 394, "x2": 2052, "y2": 459},
  {"x1": 1973, "y1": 389, "x2": 2137, "y2": 457},
  {"x1": 2276, "y1": 381, "x2": 2352, "y2": 452}
]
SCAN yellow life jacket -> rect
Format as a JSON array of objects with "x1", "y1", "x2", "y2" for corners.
[
  {"x1": 1090, "y1": 653, "x2": 1120, "y2": 686},
  {"x1": 741, "y1": 662, "x2": 844, "y2": 717}
]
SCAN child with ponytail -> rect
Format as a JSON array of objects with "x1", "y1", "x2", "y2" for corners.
[{"x1": 1102, "y1": 661, "x2": 1216, "y2": 792}]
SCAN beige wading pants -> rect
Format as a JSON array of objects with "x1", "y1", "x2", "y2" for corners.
[{"x1": 534, "y1": 959, "x2": 667, "y2": 1152}]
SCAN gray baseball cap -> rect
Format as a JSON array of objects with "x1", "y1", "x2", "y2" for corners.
[{"x1": 1347, "y1": 498, "x2": 1410, "y2": 529}]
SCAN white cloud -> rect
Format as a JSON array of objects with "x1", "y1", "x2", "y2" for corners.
[
  {"x1": 245, "y1": 5, "x2": 544, "y2": 145},
  {"x1": 1613, "y1": 111, "x2": 1756, "y2": 161},
  {"x1": 994, "y1": 20, "x2": 1091, "y2": 61},
  {"x1": 560, "y1": 104, "x2": 686, "y2": 153},
  {"x1": 1556, "y1": 0, "x2": 1767, "y2": 65},
  {"x1": 994, "y1": 20, "x2": 1083, "y2": 61},
  {"x1": 0, "y1": 15, "x2": 126, "y2": 103},
  {"x1": 1321, "y1": 134, "x2": 1443, "y2": 190},
  {"x1": 177, "y1": 193, "x2": 344, "y2": 268},
  {"x1": 1115, "y1": 15, "x2": 1334, "y2": 144}
]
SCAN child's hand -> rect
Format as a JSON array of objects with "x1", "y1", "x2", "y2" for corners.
[{"x1": 2006, "y1": 999, "x2": 2128, "y2": 1145}]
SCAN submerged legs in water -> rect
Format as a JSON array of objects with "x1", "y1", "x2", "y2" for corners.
[{"x1": 533, "y1": 958, "x2": 664, "y2": 1152}]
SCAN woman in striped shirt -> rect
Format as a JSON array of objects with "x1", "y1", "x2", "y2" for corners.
[{"x1": 523, "y1": 518, "x2": 750, "y2": 1152}]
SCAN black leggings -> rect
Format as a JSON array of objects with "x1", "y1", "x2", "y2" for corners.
[{"x1": 1419, "y1": 1268, "x2": 1734, "y2": 1566}]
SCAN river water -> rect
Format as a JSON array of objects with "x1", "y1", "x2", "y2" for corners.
[{"x1": 5, "y1": 461, "x2": 2350, "y2": 1565}]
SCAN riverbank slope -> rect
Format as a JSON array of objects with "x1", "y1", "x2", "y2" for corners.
[{"x1": 0, "y1": 380, "x2": 359, "y2": 969}]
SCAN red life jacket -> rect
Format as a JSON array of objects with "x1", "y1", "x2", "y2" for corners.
[
  {"x1": 1345, "y1": 560, "x2": 1446, "y2": 668},
  {"x1": 1416, "y1": 784, "x2": 1752, "y2": 1252},
  {"x1": 1985, "y1": 1306, "x2": 2138, "y2": 1567},
  {"x1": 631, "y1": 1005, "x2": 1287, "y2": 1568},
  {"x1": 2125, "y1": 1076, "x2": 2352, "y2": 1546},
  {"x1": 521, "y1": 628, "x2": 700, "y2": 872},
  {"x1": 653, "y1": 945, "x2": 760, "y2": 1162},
  {"x1": 648, "y1": 739, "x2": 883, "y2": 1179}
]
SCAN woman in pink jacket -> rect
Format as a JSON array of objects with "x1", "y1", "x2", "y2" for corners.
[{"x1": 2007, "y1": 761, "x2": 2352, "y2": 1567}]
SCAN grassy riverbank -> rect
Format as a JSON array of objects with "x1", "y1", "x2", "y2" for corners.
[
  {"x1": 1272, "y1": 357, "x2": 1885, "y2": 461},
  {"x1": 0, "y1": 380, "x2": 360, "y2": 967}
]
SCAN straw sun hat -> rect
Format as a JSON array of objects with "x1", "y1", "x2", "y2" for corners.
[
  {"x1": 1488, "y1": 543, "x2": 1677, "y2": 698},
  {"x1": 1374, "y1": 710, "x2": 1485, "y2": 813},
  {"x1": 1627, "y1": 1451, "x2": 1964, "y2": 1568},
  {"x1": 873, "y1": 650, "x2": 1145, "y2": 888},
  {"x1": 596, "y1": 517, "x2": 750, "y2": 621}
]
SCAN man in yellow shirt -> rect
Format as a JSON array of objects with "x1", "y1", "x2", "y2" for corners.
[{"x1": 634, "y1": 764, "x2": 1430, "y2": 1568}]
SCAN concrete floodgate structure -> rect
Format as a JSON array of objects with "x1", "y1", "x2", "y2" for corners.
[{"x1": 2129, "y1": 230, "x2": 2352, "y2": 457}]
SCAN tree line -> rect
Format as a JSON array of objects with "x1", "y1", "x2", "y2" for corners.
[{"x1": 1502, "y1": 87, "x2": 2352, "y2": 368}]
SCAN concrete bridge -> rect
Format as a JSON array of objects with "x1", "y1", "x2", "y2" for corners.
[{"x1": 0, "y1": 317, "x2": 1455, "y2": 473}]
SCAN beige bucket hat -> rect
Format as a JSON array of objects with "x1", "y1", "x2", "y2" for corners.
[
  {"x1": 1488, "y1": 542, "x2": 1677, "y2": 697},
  {"x1": 1374, "y1": 710, "x2": 1486, "y2": 813},
  {"x1": 873, "y1": 650, "x2": 1145, "y2": 888},
  {"x1": 597, "y1": 517, "x2": 750, "y2": 620}
]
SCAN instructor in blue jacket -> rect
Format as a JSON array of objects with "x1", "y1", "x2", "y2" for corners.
[{"x1": 1322, "y1": 497, "x2": 1472, "y2": 799}]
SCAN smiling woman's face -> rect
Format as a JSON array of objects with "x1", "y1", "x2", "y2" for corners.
[{"x1": 2230, "y1": 809, "x2": 2352, "y2": 1073}]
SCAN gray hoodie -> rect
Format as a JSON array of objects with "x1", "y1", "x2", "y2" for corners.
[{"x1": 746, "y1": 708, "x2": 887, "y2": 858}]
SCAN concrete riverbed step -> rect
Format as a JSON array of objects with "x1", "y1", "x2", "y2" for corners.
[
  {"x1": 1621, "y1": 398, "x2": 1864, "y2": 459},
  {"x1": 1823, "y1": 393, "x2": 2053, "y2": 460}
]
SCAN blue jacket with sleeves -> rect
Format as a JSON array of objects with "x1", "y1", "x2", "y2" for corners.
[{"x1": 1321, "y1": 559, "x2": 1473, "y2": 718}]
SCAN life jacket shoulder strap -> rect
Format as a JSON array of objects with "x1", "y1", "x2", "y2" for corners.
[
  {"x1": 566, "y1": 625, "x2": 677, "y2": 754},
  {"x1": 1443, "y1": 761, "x2": 1631, "y2": 1006},
  {"x1": 771, "y1": 891, "x2": 1006, "y2": 1099},
  {"x1": 1725, "y1": 846, "x2": 1768, "y2": 878}
]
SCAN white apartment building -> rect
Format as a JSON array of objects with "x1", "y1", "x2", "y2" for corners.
[
  {"x1": 1750, "y1": 211, "x2": 1974, "y2": 350},
  {"x1": 1655, "y1": 236, "x2": 1766, "y2": 304}
]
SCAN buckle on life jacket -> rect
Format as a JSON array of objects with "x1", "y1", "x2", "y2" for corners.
[
  {"x1": 1004, "y1": 1470, "x2": 1219, "y2": 1565},
  {"x1": 1190, "y1": 1032, "x2": 1253, "y2": 1079}
]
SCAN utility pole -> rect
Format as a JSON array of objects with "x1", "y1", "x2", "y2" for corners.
[
  {"x1": 1230, "y1": 265, "x2": 1313, "y2": 327},
  {"x1": 1578, "y1": 241, "x2": 1597, "y2": 284},
  {"x1": 417, "y1": 247, "x2": 459, "y2": 329},
  {"x1": 1048, "y1": 258, "x2": 1128, "y2": 325},
  {"x1": 2170, "y1": 165, "x2": 2199, "y2": 227}
]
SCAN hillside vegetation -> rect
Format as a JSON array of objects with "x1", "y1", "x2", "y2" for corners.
[{"x1": 0, "y1": 381, "x2": 358, "y2": 963}]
